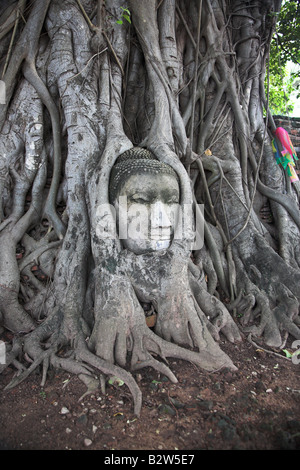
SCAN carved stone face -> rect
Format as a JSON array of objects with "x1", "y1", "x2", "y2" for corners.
[{"x1": 114, "y1": 172, "x2": 180, "y2": 254}]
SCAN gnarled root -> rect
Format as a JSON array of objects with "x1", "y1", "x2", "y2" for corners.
[
  {"x1": 229, "y1": 248, "x2": 300, "y2": 348},
  {"x1": 3, "y1": 311, "x2": 143, "y2": 415},
  {"x1": 115, "y1": 248, "x2": 237, "y2": 371}
]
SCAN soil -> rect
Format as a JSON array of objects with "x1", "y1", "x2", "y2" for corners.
[{"x1": 0, "y1": 335, "x2": 299, "y2": 451}]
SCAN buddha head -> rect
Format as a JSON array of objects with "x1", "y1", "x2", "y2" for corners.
[{"x1": 109, "y1": 147, "x2": 180, "y2": 254}]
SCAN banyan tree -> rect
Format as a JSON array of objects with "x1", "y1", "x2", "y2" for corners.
[{"x1": 0, "y1": 0, "x2": 299, "y2": 415}]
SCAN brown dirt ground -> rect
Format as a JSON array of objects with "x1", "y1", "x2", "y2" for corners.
[{"x1": 0, "y1": 335, "x2": 299, "y2": 451}]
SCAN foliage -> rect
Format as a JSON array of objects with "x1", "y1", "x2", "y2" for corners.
[
  {"x1": 273, "y1": 0, "x2": 300, "y2": 66},
  {"x1": 267, "y1": 54, "x2": 295, "y2": 114},
  {"x1": 116, "y1": 6, "x2": 131, "y2": 25},
  {"x1": 268, "y1": 1, "x2": 300, "y2": 114}
]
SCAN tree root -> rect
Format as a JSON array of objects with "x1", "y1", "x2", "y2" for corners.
[
  {"x1": 3, "y1": 323, "x2": 232, "y2": 416},
  {"x1": 2, "y1": 286, "x2": 237, "y2": 417},
  {"x1": 1, "y1": 0, "x2": 299, "y2": 420},
  {"x1": 2, "y1": 318, "x2": 143, "y2": 414},
  {"x1": 229, "y1": 249, "x2": 300, "y2": 348}
]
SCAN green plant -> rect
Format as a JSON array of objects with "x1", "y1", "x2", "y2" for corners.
[
  {"x1": 108, "y1": 376, "x2": 125, "y2": 386},
  {"x1": 116, "y1": 7, "x2": 131, "y2": 25},
  {"x1": 282, "y1": 349, "x2": 300, "y2": 359},
  {"x1": 267, "y1": 0, "x2": 300, "y2": 114}
]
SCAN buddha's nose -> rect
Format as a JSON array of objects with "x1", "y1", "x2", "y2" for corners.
[{"x1": 150, "y1": 201, "x2": 171, "y2": 229}]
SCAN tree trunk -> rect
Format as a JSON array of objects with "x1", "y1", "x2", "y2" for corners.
[{"x1": 0, "y1": 0, "x2": 299, "y2": 415}]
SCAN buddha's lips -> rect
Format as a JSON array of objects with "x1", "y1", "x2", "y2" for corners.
[{"x1": 149, "y1": 228, "x2": 172, "y2": 241}]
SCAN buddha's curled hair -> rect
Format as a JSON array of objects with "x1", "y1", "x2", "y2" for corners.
[{"x1": 109, "y1": 147, "x2": 179, "y2": 203}]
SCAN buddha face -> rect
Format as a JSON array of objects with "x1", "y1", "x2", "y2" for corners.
[{"x1": 114, "y1": 172, "x2": 180, "y2": 254}]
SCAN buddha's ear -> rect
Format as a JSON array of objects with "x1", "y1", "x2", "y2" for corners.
[
  {"x1": 113, "y1": 194, "x2": 128, "y2": 213},
  {"x1": 113, "y1": 198, "x2": 119, "y2": 210}
]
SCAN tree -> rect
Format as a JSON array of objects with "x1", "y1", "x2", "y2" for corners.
[
  {"x1": 268, "y1": 0, "x2": 300, "y2": 114},
  {"x1": 268, "y1": 53, "x2": 295, "y2": 115},
  {"x1": 0, "y1": 0, "x2": 299, "y2": 416},
  {"x1": 272, "y1": 0, "x2": 300, "y2": 68}
]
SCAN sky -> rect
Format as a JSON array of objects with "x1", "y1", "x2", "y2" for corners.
[{"x1": 292, "y1": 100, "x2": 300, "y2": 117}]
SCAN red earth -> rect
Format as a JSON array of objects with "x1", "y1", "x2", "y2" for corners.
[{"x1": 0, "y1": 334, "x2": 299, "y2": 451}]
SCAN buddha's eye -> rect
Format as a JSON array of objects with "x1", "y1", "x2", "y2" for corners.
[
  {"x1": 165, "y1": 197, "x2": 179, "y2": 205},
  {"x1": 136, "y1": 198, "x2": 148, "y2": 204},
  {"x1": 130, "y1": 195, "x2": 150, "y2": 204}
]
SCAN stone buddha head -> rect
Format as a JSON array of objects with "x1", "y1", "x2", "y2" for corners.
[{"x1": 109, "y1": 147, "x2": 180, "y2": 254}]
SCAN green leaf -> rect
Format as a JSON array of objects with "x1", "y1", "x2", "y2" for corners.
[
  {"x1": 108, "y1": 376, "x2": 125, "y2": 386},
  {"x1": 116, "y1": 19, "x2": 123, "y2": 25},
  {"x1": 282, "y1": 349, "x2": 293, "y2": 358},
  {"x1": 282, "y1": 349, "x2": 300, "y2": 359},
  {"x1": 123, "y1": 14, "x2": 131, "y2": 24}
]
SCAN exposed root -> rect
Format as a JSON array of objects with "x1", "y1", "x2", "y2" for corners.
[
  {"x1": 78, "y1": 342, "x2": 143, "y2": 416},
  {"x1": 230, "y1": 252, "x2": 300, "y2": 348},
  {"x1": 246, "y1": 333, "x2": 296, "y2": 362},
  {"x1": 1, "y1": 0, "x2": 300, "y2": 420},
  {"x1": 189, "y1": 269, "x2": 242, "y2": 344},
  {"x1": 1, "y1": 260, "x2": 238, "y2": 416},
  {"x1": 3, "y1": 323, "x2": 143, "y2": 415}
]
